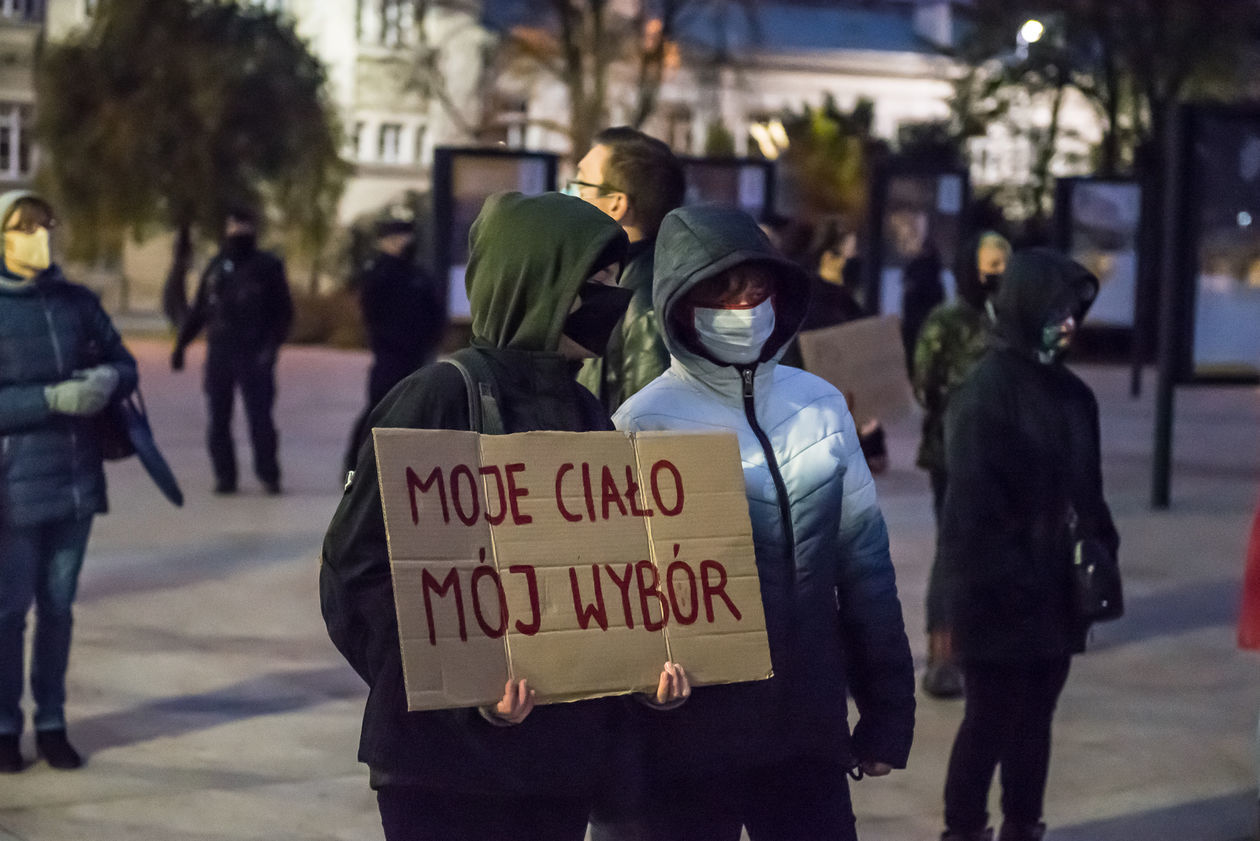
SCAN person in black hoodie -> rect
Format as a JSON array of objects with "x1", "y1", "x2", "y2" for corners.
[
  {"x1": 321, "y1": 192, "x2": 685, "y2": 841},
  {"x1": 171, "y1": 207, "x2": 292, "y2": 495},
  {"x1": 342, "y1": 215, "x2": 446, "y2": 474},
  {"x1": 937, "y1": 248, "x2": 1118, "y2": 841}
]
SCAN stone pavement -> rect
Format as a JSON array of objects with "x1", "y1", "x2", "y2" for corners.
[{"x1": 0, "y1": 337, "x2": 1255, "y2": 841}]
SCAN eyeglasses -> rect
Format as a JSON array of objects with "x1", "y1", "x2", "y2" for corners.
[{"x1": 565, "y1": 179, "x2": 622, "y2": 197}]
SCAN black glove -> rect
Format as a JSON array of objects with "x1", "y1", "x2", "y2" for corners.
[{"x1": 171, "y1": 346, "x2": 185, "y2": 372}]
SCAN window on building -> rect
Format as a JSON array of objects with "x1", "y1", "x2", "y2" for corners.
[
  {"x1": 2, "y1": 0, "x2": 44, "y2": 21},
  {"x1": 662, "y1": 106, "x2": 694, "y2": 154},
  {"x1": 358, "y1": 0, "x2": 417, "y2": 48},
  {"x1": 349, "y1": 121, "x2": 366, "y2": 161},
  {"x1": 413, "y1": 124, "x2": 427, "y2": 165},
  {"x1": 378, "y1": 123, "x2": 403, "y2": 164},
  {"x1": 0, "y1": 104, "x2": 34, "y2": 181}
]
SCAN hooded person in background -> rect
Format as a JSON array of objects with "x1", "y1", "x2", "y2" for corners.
[
  {"x1": 171, "y1": 207, "x2": 292, "y2": 495},
  {"x1": 572, "y1": 126, "x2": 685, "y2": 414},
  {"x1": 913, "y1": 231, "x2": 1011, "y2": 699},
  {"x1": 937, "y1": 249, "x2": 1117, "y2": 841},
  {"x1": 321, "y1": 192, "x2": 688, "y2": 841},
  {"x1": 342, "y1": 213, "x2": 446, "y2": 474},
  {"x1": 608, "y1": 205, "x2": 915, "y2": 841},
  {"x1": 0, "y1": 191, "x2": 138, "y2": 772}
]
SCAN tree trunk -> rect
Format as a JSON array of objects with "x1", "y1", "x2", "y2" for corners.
[{"x1": 162, "y1": 222, "x2": 193, "y2": 328}]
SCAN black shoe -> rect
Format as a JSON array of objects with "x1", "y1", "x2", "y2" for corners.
[
  {"x1": 998, "y1": 822, "x2": 1046, "y2": 841},
  {"x1": 36, "y1": 729, "x2": 83, "y2": 769},
  {"x1": 923, "y1": 661, "x2": 965, "y2": 698},
  {"x1": 0, "y1": 734, "x2": 22, "y2": 773},
  {"x1": 213, "y1": 480, "x2": 237, "y2": 495},
  {"x1": 261, "y1": 480, "x2": 282, "y2": 495}
]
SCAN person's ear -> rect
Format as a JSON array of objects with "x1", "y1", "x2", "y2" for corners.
[{"x1": 606, "y1": 192, "x2": 630, "y2": 224}]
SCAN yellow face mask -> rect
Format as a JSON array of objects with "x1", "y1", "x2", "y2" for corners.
[{"x1": 4, "y1": 228, "x2": 51, "y2": 278}]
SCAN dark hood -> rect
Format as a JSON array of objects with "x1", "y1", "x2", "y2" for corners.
[
  {"x1": 991, "y1": 248, "x2": 1099, "y2": 354},
  {"x1": 954, "y1": 232, "x2": 990, "y2": 310},
  {"x1": 652, "y1": 204, "x2": 811, "y2": 367},
  {"x1": 466, "y1": 191, "x2": 628, "y2": 351}
]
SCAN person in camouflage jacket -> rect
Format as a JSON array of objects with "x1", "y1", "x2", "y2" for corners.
[{"x1": 911, "y1": 231, "x2": 1010, "y2": 698}]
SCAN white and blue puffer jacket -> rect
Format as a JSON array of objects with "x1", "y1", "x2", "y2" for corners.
[{"x1": 614, "y1": 205, "x2": 915, "y2": 777}]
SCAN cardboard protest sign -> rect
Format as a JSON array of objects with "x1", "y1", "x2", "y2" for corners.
[
  {"x1": 797, "y1": 315, "x2": 915, "y2": 427},
  {"x1": 374, "y1": 429, "x2": 771, "y2": 712}
]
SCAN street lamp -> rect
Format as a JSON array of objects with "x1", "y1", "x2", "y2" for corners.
[{"x1": 1019, "y1": 18, "x2": 1045, "y2": 46}]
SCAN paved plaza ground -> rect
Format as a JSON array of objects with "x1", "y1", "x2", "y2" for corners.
[{"x1": 0, "y1": 336, "x2": 1256, "y2": 841}]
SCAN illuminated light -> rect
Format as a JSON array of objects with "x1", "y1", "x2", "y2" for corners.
[
  {"x1": 768, "y1": 118, "x2": 789, "y2": 150},
  {"x1": 749, "y1": 123, "x2": 779, "y2": 160},
  {"x1": 1019, "y1": 19, "x2": 1045, "y2": 44},
  {"x1": 1239, "y1": 211, "x2": 1253, "y2": 227}
]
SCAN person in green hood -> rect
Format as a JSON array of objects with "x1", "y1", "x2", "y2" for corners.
[
  {"x1": 321, "y1": 192, "x2": 687, "y2": 840},
  {"x1": 0, "y1": 191, "x2": 138, "y2": 772}
]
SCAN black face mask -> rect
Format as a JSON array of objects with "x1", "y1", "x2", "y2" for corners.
[
  {"x1": 224, "y1": 233, "x2": 257, "y2": 259},
  {"x1": 562, "y1": 282, "x2": 634, "y2": 355},
  {"x1": 982, "y1": 273, "x2": 1002, "y2": 293}
]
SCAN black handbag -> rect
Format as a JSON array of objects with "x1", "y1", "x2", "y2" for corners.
[
  {"x1": 97, "y1": 393, "x2": 138, "y2": 461},
  {"x1": 98, "y1": 388, "x2": 185, "y2": 507},
  {"x1": 1071, "y1": 536, "x2": 1123, "y2": 623}
]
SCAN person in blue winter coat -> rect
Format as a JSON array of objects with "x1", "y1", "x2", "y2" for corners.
[
  {"x1": 0, "y1": 191, "x2": 138, "y2": 773},
  {"x1": 609, "y1": 204, "x2": 916, "y2": 841}
]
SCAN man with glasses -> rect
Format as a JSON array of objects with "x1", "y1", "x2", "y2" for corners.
[{"x1": 569, "y1": 127, "x2": 685, "y2": 413}]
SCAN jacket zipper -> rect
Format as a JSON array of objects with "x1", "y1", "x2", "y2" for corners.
[
  {"x1": 740, "y1": 365, "x2": 796, "y2": 564},
  {"x1": 42, "y1": 291, "x2": 83, "y2": 515}
]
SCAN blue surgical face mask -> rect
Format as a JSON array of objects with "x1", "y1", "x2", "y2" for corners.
[{"x1": 692, "y1": 299, "x2": 776, "y2": 364}]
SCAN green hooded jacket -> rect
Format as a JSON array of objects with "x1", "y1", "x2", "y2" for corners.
[{"x1": 320, "y1": 191, "x2": 629, "y2": 796}]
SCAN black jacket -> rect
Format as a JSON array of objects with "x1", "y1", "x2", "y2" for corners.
[
  {"x1": 357, "y1": 253, "x2": 445, "y2": 404},
  {"x1": 320, "y1": 191, "x2": 629, "y2": 797},
  {"x1": 939, "y1": 249, "x2": 1118, "y2": 662},
  {"x1": 176, "y1": 244, "x2": 292, "y2": 354}
]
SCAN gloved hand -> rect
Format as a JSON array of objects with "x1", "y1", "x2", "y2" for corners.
[
  {"x1": 45, "y1": 365, "x2": 119, "y2": 416},
  {"x1": 171, "y1": 346, "x2": 185, "y2": 372}
]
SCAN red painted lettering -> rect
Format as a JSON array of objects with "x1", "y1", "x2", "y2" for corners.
[
  {"x1": 635, "y1": 559, "x2": 670, "y2": 631},
  {"x1": 701, "y1": 559, "x2": 741, "y2": 623},
  {"x1": 650, "y1": 460, "x2": 685, "y2": 516},
  {"x1": 625, "y1": 466, "x2": 653, "y2": 516},
  {"x1": 603, "y1": 563, "x2": 637, "y2": 629},
  {"x1": 471, "y1": 564, "x2": 508, "y2": 639},
  {"x1": 449, "y1": 464, "x2": 480, "y2": 526},
  {"x1": 479, "y1": 466, "x2": 508, "y2": 525},
  {"x1": 601, "y1": 465, "x2": 629, "y2": 520},
  {"x1": 509, "y1": 565, "x2": 541, "y2": 635},
  {"x1": 569, "y1": 565, "x2": 609, "y2": 631},
  {"x1": 504, "y1": 463, "x2": 533, "y2": 525},
  {"x1": 581, "y1": 462, "x2": 597, "y2": 521},
  {"x1": 421, "y1": 567, "x2": 467, "y2": 645},
  {"x1": 555, "y1": 463, "x2": 583, "y2": 523},
  {"x1": 407, "y1": 466, "x2": 447, "y2": 524},
  {"x1": 667, "y1": 557, "x2": 699, "y2": 625}
]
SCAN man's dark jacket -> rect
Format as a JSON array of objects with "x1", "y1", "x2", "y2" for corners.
[
  {"x1": 939, "y1": 248, "x2": 1119, "y2": 663},
  {"x1": 577, "y1": 238, "x2": 669, "y2": 413},
  {"x1": 321, "y1": 191, "x2": 629, "y2": 797},
  {"x1": 357, "y1": 253, "x2": 445, "y2": 404},
  {"x1": 175, "y1": 243, "x2": 292, "y2": 355},
  {"x1": 0, "y1": 268, "x2": 138, "y2": 526}
]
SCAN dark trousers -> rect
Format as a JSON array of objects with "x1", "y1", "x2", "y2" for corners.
[
  {"x1": 0, "y1": 517, "x2": 93, "y2": 734},
  {"x1": 943, "y1": 658, "x2": 1072, "y2": 833},
  {"x1": 592, "y1": 759, "x2": 857, "y2": 841},
  {"x1": 376, "y1": 785, "x2": 589, "y2": 841},
  {"x1": 204, "y1": 345, "x2": 279, "y2": 487},
  {"x1": 925, "y1": 468, "x2": 950, "y2": 633}
]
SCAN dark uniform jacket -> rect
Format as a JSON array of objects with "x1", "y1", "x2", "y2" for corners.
[
  {"x1": 357, "y1": 253, "x2": 445, "y2": 405},
  {"x1": 175, "y1": 243, "x2": 292, "y2": 355},
  {"x1": 939, "y1": 249, "x2": 1119, "y2": 663},
  {"x1": 320, "y1": 192, "x2": 630, "y2": 797},
  {"x1": 0, "y1": 268, "x2": 137, "y2": 526}
]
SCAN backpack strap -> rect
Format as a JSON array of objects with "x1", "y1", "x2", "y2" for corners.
[{"x1": 444, "y1": 349, "x2": 505, "y2": 435}]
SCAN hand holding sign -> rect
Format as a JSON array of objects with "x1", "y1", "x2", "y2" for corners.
[{"x1": 492, "y1": 679, "x2": 536, "y2": 724}]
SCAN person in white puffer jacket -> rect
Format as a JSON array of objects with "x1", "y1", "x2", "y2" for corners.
[{"x1": 608, "y1": 204, "x2": 915, "y2": 841}]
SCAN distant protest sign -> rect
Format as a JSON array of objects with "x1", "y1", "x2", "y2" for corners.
[
  {"x1": 797, "y1": 315, "x2": 915, "y2": 427},
  {"x1": 373, "y1": 429, "x2": 772, "y2": 712}
]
